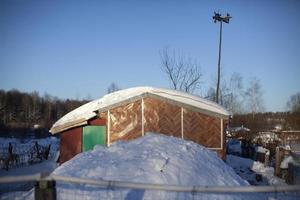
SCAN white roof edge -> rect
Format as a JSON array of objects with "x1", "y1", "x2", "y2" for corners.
[{"x1": 50, "y1": 86, "x2": 230, "y2": 134}]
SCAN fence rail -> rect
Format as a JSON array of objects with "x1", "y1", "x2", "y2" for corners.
[
  {"x1": 1, "y1": 173, "x2": 300, "y2": 200},
  {"x1": 51, "y1": 175, "x2": 300, "y2": 193}
]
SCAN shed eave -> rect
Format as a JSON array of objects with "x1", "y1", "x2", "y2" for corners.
[
  {"x1": 50, "y1": 87, "x2": 231, "y2": 134},
  {"x1": 50, "y1": 119, "x2": 88, "y2": 134},
  {"x1": 96, "y1": 92, "x2": 229, "y2": 119}
]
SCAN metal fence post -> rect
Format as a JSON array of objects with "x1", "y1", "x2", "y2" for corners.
[{"x1": 34, "y1": 180, "x2": 56, "y2": 200}]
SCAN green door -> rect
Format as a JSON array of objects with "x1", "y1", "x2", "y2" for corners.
[{"x1": 82, "y1": 126, "x2": 106, "y2": 151}]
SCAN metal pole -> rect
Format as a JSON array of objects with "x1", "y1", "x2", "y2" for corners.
[{"x1": 216, "y1": 21, "x2": 223, "y2": 104}]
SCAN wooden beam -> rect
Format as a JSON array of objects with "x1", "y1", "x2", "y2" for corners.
[
  {"x1": 181, "y1": 107, "x2": 184, "y2": 139},
  {"x1": 142, "y1": 98, "x2": 144, "y2": 136},
  {"x1": 221, "y1": 118, "x2": 223, "y2": 150},
  {"x1": 107, "y1": 110, "x2": 110, "y2": 146}
]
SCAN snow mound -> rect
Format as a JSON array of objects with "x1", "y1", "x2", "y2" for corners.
[
  {"x1": 280, "y1": 156, "x2": 294, "y2": 169},
  {"x1": 50, "y1": 133, "x2": 257, "y2": 199},
  {"x1": 253, "y1": 132, "x2": 281, "y2": 145},
  {"x1": 53, "y1": 133, "x2": 246, "y2": 186}
]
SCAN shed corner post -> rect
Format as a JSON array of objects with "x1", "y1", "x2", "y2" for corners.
[
  {"x1": 142, "y1": 98, "x2": 144, "y2": 136},
  {"x1": 181, "y1": 107, "x2": 184, "y2": 139},
  {"x1": 107, "y1": 110, "x2": 110, "y2": 147},
  {"x1": 34, "y1": 179, "x2": 56, "y2": 200},
  {"x1": 221, "y1": 118, "x2": 224, "y2": 150}
]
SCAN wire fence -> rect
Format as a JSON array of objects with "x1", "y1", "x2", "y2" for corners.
[
  {"x1": 0, "y1": 140, "x2": 59, "y2": 170},
  {"x1": 0, "y1": 173, "x2": 300, "y2": 200}
]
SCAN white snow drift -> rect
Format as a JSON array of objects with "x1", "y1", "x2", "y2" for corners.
[{"x1": 51, "y1": 133, "x2": 256, "y2": 199}]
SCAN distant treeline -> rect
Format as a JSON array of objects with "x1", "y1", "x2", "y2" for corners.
[
  {"x1": 0, "y1": 89, "x2": 88, "y2": 135},
  {"x1": 231, "y1": 112, "x2": 300, "y2": 133},
  {"x1": 0, "y1": 89, "x2": 299, "y2": 137}
]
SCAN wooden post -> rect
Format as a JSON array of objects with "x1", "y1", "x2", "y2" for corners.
[
  {"x1": 220, "y1": 118, "x2": 223, "y2": 150},
  {"x1": 181, "y1": 107, "x2": 184, "y2": 139},
  {"x1": 142, "y1": 98, "x2": 144, "y2": 136},
  {"x1": 107, "y1": 110, "x2": 110, "y2": 146},
  {"x1": 35, "y1": 180, "x2": 56, "y2": 200},
  {"x1": 275, "y1": 147, "x2": 280, "y2": 176},
  {"x1": 275, "y1": 147, "x2": 286, "y2": 177}
]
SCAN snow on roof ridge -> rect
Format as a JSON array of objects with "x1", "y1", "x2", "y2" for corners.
[
  {"x1": 150, "y1": 87, "x2": 228, "y2": 112},
  {"x1": 50, "y1": 86, "x2": 230, "y2": 133}
]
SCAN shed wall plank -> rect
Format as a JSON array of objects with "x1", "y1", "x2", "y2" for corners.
[
  {"x1": 60, "y1": 127, "x2": 82, "y2": 164},
  {"x1": 109, "y1": 100, "x2": 142, "y2": 143},
  {"x1": 144, "y1": 98, "x2": 181, "y2": 138},
  {"x1": 183, "y1": 108, "x2": 221, "y2": 148}
]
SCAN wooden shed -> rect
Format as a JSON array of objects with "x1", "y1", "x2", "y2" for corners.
[{"x1": 50, "y1": 87, "x2": 230, "y2": 164}]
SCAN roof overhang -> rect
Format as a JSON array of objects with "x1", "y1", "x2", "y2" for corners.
[{"x1": 50, "y1": 87, "x2": 230, "y2": 134}]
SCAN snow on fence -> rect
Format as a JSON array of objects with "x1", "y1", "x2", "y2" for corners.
[{"x1": 1, "y1": 173, "x2": 300, "y2": 200}]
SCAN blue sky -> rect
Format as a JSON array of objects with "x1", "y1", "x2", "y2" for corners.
[{"x1": 0, "y1": 0, "x2": 299, "y2": 111}]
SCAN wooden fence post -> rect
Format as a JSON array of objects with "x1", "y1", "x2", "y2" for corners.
[
  {"x1": 275, "y1": 147, "x2": 280, "y2": 176},
  {"x1": 35, "y1": 180, "x2": 56, "y2": 200}
]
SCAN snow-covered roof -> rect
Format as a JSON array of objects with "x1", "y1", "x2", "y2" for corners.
[
  {"x1": 255, "y1": 146, "x2": 270, "y2": 154},
  {"x1": 227, "y1": 126, "x2": 250, "y2": 133},
  {"x1": 50, "y1": 87, "x2": 230, "y2": 134}
]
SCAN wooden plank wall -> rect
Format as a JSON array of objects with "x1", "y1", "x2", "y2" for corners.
[
  {"x1": 144, "y1": 98, "x2": 181, "y2": 138},
  {"x1": 109, "y1": 100, "x2": 142, "y2": 143},
  {"x1": 60, "y1": 127, "x2": 82, "y2": 164},
  {"x1": 104, "y1": 97, "x2": 225, "y2": 158},
  {"x1": 183, "y1": 108, "x2": 221, "y2": 148},
  {"x1": 88, "y1": 117, "x2": 106, "y2": 126},
  {"x1": 215, "y1": 119, "x2": 228, "y2": 159}
]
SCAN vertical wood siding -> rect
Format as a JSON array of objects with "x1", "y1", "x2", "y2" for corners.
[{"x1": 60, "y1": 127, "x2": 82, "y2": 164}]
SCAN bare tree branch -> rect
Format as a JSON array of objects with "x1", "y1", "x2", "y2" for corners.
[
  {"x1": 160, "y1": 47, "x2": 202, "y2": 94},
  {"x1": 107, "y1": 82, "x2": 121, "y2": 94}
]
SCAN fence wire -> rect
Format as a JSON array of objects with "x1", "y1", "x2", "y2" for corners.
[
  {"x1": 0, "y1": 174, "x2": 300, "y2": 200},
  {"x1": 0, "y1": 141, "x2": 59, "y2": 170}
]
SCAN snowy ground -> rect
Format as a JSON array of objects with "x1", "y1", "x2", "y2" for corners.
[
  {"x1": 0, "y1": 137, "x2": 59, "y2": 197},
  {"x1": 0, "y1": 136, "x2": 59, "y2": 168},
  {"x1": 0, "y1": 158, "x2": 58, "y2": 177},
  {"x1": 53, "y1": 133, "x2": 247, "y2": 186},
  {"x1": 1, "y1": 133, "x2": 298, "y2": 200},
  {"x1": 226, "y1": 155, "x2": 286, "y2": 186},
  {"x1": 51, "y1": 133, "x2": 265, "y2": 200}
]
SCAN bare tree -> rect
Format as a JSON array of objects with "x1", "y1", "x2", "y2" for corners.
[
  {"x1": 107, "y1": 82, "x2": 121, "y2": 94},
  {"x1": 206, "y1": 73, "x2": 244, "y2": 114},
  {"x1": 225, "y1": 73, "x2": 245, "y2": 113},
  {"x1": 287, "y1": 92, "x2": 300, "y2": 113},
  {"x1": 245, "y1": 78, "x2": 264, "y2": 117},
  {"x1": 160, "y1": 47, "x2": 202, "y2": 94}
]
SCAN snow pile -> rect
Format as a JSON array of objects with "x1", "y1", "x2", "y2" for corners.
[
  {"x1": 51, "y1": 133, "x2": 251, "y2": 199},
  {"x1": 53, "y1": 133, "x2": 245, "y2": 186},
  {"x1": 227, "y1": 126, "x2": 250, "y2": 133},
  {"x1": 280, "y1": 156, "x2": 294, "y2": 169},
  {"x1": 226, "y1": 155, "x2": 286, "y2": 186},
  {"x1": 253, "y1": 132, "x2": 281, "y2": 145},
  {"x1": 255, "y1": 146, "x2": 270, "y2": 155}
]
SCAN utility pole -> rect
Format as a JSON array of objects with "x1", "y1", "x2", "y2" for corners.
[{"x1": 213, "y1": 12, "x2": 231, "y2": 104}]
